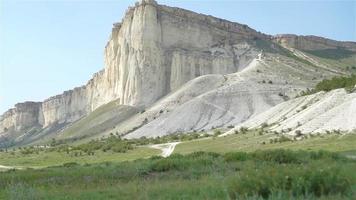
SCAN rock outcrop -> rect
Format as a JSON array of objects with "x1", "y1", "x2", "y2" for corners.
[
  {"x1": 273, "y1": 34, "x2": 356, "y2": 51},
  {"x1": 0, "y1": 0, "x2": 265, "y2": 134},
  {"x1": 1, "y1": 0, "x2": 355, "y2": 144},
  {"x1": 225, "y1": 89, "x2": 356, "y2": 135},
  {"x1": 0, "y1": 102, "x2": 42, "y2": 132}
]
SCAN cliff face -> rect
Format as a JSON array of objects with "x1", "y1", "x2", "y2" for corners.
[
  {"x1": 0, "y1": 102, "x2": 42, "y2": 132},
  {"x1": 273, "y1": 34, "x2": 356, "y2": 51},
  {"x1": 0, "y1": 0, "x2": 266, "y2": 134},
  {"x1": 1, "y1": 0, "x2": 354, "y2": 138},
  {"x1": 104, "y1": 0, "x2": 267, "y2": 105}
]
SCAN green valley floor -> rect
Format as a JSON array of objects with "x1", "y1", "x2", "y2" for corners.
[{"x1": 0, "y1": 131, "x2": 356, "y2": 199}]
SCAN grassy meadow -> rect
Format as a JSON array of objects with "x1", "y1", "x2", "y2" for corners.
[
  {"x1": 0, "y1": 147, "x2": 159, "y2": 168},
  {"x1": 0, "y1": 129, "x2": 356, "y2": 199},
  {"x1": 175, "y1": 131, "x2": 356, "y2": 154},
  {"x1": 0, "y1": 150, "x2": 355, "y2": 199}
]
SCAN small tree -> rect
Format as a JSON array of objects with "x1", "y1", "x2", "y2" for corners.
[{"x1": 295, "y1": 130, "x2": 303, "y2": 137}]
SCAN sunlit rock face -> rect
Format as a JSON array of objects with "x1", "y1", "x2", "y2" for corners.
[
  {"x1": 2, "y1": 0, "x2": 355, "y2": 140},
  {"x1": 273, "y1": 34, "x2": 356, "y2": 51},
  {"x1": 0, "y1": 0, "x2": 263, "y2": 132},
  {"x1": 103, "y1": 0, "x2": 266, "y2": 106},
  {"x1": 0, "y1": 102, "x2": 42, "y2": 132}
]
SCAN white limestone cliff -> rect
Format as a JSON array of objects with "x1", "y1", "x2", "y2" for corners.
[
  {"x1": 1, "y1": 0, "x2": 356, "y2": 143},
  {"x1": 0, "y1": 0, "x2": 265, "y2": 134}
]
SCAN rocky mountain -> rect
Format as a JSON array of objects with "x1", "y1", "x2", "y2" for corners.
[{"x1": 1, "y1": 0, "x2": 355, "y2": 147}]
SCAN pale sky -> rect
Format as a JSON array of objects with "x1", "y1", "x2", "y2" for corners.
[{"x1": 0, "y1": 0, "x2": 355, "y2": 113}]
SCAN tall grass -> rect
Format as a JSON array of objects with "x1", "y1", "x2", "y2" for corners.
[{"x1": 0, "y1": 150, "x2": 355, "y2": 199}]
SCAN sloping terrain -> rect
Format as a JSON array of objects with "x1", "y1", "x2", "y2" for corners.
[
  {"x1": 0, "y1": 100, "x2": 139, "y2": 147},
  {"x1": 225, "y1": 88, "x2": 356, "y2": 136},
  {"x1": 124, "y1": 53, "x2": 345, "y2": 139},
  {"x1": 21, "y1": 49, "x2": 355, "y2": 144}
]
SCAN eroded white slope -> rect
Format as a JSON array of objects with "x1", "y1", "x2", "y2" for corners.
[
  {"x1": 124, "y1": 54, "x2": 339, "y2": 138},
  {"x1": 225, "y1": 89, "x2": 356, "y2": 135}
]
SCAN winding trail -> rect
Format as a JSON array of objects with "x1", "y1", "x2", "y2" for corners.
[
  {"x1": 346, "y1": 155, "x2": 356, "y2": 160},
  {"x1": 0, "y1": 165, "x2": 13, "y2": 169},
  {"x1": 0, "y1": 164, "x2": 21, "y2": 171},
  {"x1": 150, "y1": 142, "x2": 180, "y2": 157}
]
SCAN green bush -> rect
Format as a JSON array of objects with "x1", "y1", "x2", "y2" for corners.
[
  {"x1": 251, "y1": 149, "x2": 303, "y2": 164},
  {"x1": 224, "y1": 152, "x2": 248, "y2": 162},
  {"x1": 188, "y1": 151, "x2": 220, "y2": 159},
  {"x1": 305, "y1": 48, "x2": 354, "y2": 60},
  {"x1": 302, "y1": 74, "x2": 356, "y2": 96},
  {"x1": 62, "y1": 162, "x2": 79, "y2": 168},
  {"x1": 149, "y1": 154, "x2": 188, "y2": 172},
  {"x1": 228, "y1": 166, "x2": 351, "y2": 199},
  {"x1": 309, "y1": 150, "x2": 341, "y2": 161},
  {"x1": 213, "y1": 130, "x2": 222, "y2": 137}
]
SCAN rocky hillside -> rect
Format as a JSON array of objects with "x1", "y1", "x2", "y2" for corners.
[
  {"x1": 225, "y1": 88, "x2": 356, "y2": 136},
  {"x1": 1, "y1": 0, "x2": 355, "y2": 147}
]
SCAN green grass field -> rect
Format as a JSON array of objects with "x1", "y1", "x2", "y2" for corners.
[
  {"x1": 1, "y1": 130, "x2": 356, "y2": 199},
  {"x1": 0, "y1": 147, "x2": 159, "y2": 168},
  {"x1": 1, "y1": 150, "x2": 355, "y2": 200},
  {"x1": 1, "y1": 130, "x2": 356, "y2": 168},
  {"x1": 175, "y1": 131, "x2": 356, "y2": 155}
]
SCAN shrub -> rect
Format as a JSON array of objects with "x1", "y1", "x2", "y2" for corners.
[
  {"x1": 227, "y1": 166, "x2": 351, "y2": 199},
  {"x1": 188, "y1": 151, "x2": 220, "y2": 159},
  {"x1": 213, "y1": 130, "x2": 222, "y2": 137},
  {"x1": 239, "y1": 127, "x2": 248, "y2": 134},
  {"x1": 149, "y1": 159, "x2": 180, "y2": 172},
  {"x1": 149, "y1": 154, "x2": 190, "y2": 172},
  {"x1": 224, "y1": 152, "x2": 248, "y2": 162},
  {"x1": 295, "y1": 130, "x2": 302, "y2": 137},
  {"x1": 62, "y1": 162, "x2": 79, "y2": 168},
  {"x1": 309, "y1": 150, "x2": 342, "y2": 161},
  {"x1": 258, "y1": 130, "x2": 264, "y2": 135},
  {"x1": 300, "y1": 168, "x2": 351, "y2": 197},
  {"x1": 251, "y1": 149, "x2": 302, "y2": 164},
  {"x1": 302, "y1": 74, "x2": 356, "y2": 95},
  {"x1": 261, "y1": 122, "x2": 268, "y2": 128},
  {"x1": 203, "y1": 133, "x2": 210, "y2": 138},
  {"x1": 278, "y1": 135, "x2": 292, "y2": 143}
]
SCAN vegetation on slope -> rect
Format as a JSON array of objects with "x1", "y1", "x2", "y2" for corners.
[
  {"x1": 53, "y1": 100, "x2": 138, "y2": 144},
  {"x1": 0, "y1": 135, "x2": 161, "y2": 168},
  {"x1": 302, "y1": 48, "x2": 356, "y2": 72},
  {"x1": 0, "y1": 150, "x2": 355, "y2": 199},
  {"x1": 175, "y1": 130, "x2": 356, "y2": 154},
  {"x1": 301, "y1": 74, "x2": 356, "y2": 96},
  {"x1": 305, "y1": 48, "x2": 355, "y2": 60},
  {"x1": 2, "y1": 128, "x2": 356, "y2": 168}
]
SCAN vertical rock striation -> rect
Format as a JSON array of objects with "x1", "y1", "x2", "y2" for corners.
[
  {"x1": 1, "y1": 0, "x2": 266, "y2": 133},
  {"x1": 3, "y1": 0, "x2": 354, "y2": 137}
]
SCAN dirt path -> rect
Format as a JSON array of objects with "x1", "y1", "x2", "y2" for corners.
[
  {"x1": 150, "y1": 142, "x2": 180, "y2": 157},
  {"x1": 0, "y1": 164, "x2": 19, "y2": 170},
  {"x1": 346, "y1": 155, "x2": 356, "y2": 160},
  {"x1": 0, "y1": 165, "x2": 13, "y2": 169}
]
